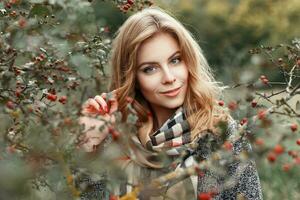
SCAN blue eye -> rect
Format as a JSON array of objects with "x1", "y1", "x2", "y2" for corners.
[
  {"x1": 142, "y1": 66, "x2": 156, "y2": 74},
  {"x1": 171, "y1": 57, "x2": 181, "y2": 65}
]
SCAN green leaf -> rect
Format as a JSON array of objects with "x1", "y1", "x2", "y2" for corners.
[{"x1": 29, "y1": 4, "x2": 50, "y2": 17}]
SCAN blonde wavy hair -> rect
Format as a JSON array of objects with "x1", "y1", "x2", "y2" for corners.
[{"x1": 108, "y1": 6, "x2": 229, "y2": 150}]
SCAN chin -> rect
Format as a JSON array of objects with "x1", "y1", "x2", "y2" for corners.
[{"x1": 162, "y1": 99, "x2": 184, "y2": 109}]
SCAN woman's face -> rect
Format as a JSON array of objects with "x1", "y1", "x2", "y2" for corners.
[{"x1": 136, "y1": 32, "x2": 188, "y2": 114}]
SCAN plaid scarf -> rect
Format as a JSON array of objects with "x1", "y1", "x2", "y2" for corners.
[
  {"x1": 114, "y1": 106, "x2": 200, "y2": 199},
  {"x1": 145, "y1": 106, "x2": 192, "y2": 155}
]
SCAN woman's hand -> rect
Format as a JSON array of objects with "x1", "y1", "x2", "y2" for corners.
[
  {"x1": 79, "y1": 90, "x2": 118, "y2": 152},
  {"x1": 81, "y1": 90, "x2": 119, "y2": 116},
  {"x1": 78, "y1": 115, "x2": 113, "y2": 152}
]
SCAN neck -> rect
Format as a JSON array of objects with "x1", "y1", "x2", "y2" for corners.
[{"x1": 150, "y1": 105, "x2": 178, "y2": 131}]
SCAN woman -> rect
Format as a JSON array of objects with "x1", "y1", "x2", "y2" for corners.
[{"x1": 79, "y1": 6, "x2": 263, "y2": 200}]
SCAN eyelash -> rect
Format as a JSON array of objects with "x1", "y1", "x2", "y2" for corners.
[{"x1": 142, "y1": 57, "x2": 182, "y2": 74}]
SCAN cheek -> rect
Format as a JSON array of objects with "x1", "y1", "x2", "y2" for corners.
[
  {"x1": 137, "y1": 75, "x2": 159, "y2": 96},
  {"x1": 176, "y1": 64, "x2": 189, "y2": 82}
]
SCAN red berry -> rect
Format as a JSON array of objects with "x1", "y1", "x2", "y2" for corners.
[
  {"x1": 223, "y1": 141, "x2": 233, "y2": 151},
  {"x1": 294, "y1": 157, "x2": 300, "y2": 165},
  {"x1": 240, "y1": 117, "x2": 248, "y2": 126},
  {"x1": 15, "y1": 69, "x2": 21, "y2": 75},
  {"x1": 257, "y1": 110, "x2": 267, "y2": 120},
  {"x1": 273, "y1": 144, "x2": 284, "y2": 155},
  {"x1": 282, "y1": 163, "x2": 292, "y2": 172},
  {"x1": 6, "y1": 101, "x2": 15, "y2": 109},
  {"x1": 58, "y1": 96, "x2": 67, "y2": 104},
  {"x1": 297, "y1": 59, "x2": 300, "y2": 66},
  {"x1": 261, "y1": 78, "x2": 269, "y2": 84},
  {"x1": 9, "y1": 0, "x2": 19, "y2": 4},
  {"x1": 104, "y1": 26, "x2": 110, "y2": 33},
  {"x1": 6, "y1": 145, "x2": 16, "y2": 154},
  {"x1": 5, "y1": 3, "x2": 12, "y2": 9},
  {"x1": 267, "y1": 153, "x2": 276, "y2": 163},
  {"x1": 251, "y1": 100, "x2": 257, "y2": 108},
  {"x1": 255, "y1": 138, "x2": 264, "y2": 146},
  {"x1": 123, "y1": 4, "x2": 130, "y2": 10},
  {"x1": 198, "y1": 192, "x2": 211, "y2": 200},
  {"x1": 228, "y1": 101, "x2": 237, "y2": 111},
  {"x1": 291, "y1": 124, "x2": 298, "y2": 132},
  {"x1": 260, "y1": 75, "x2": 267, "y2": 80},
  {"x1": 57, "y1": 66, "x2": 70, "y2": 72},
  {"x1": 15, "y1": 89, "x2": 21, "y2": 97},
  {"x1": 47, "y1": 93, "x2": 57, "y2": 101},
  {"x1": 259, "y1": 75, "x2": 269, "y2": 84},
  {"x1": 288, "y1": 150, "x2": 297, "y2": 158},
  {"x1": 39, "y1": 54, "x2": 45, "y2": 59},
  {"x1": 10, "y1": 10, "x2": 17, "y2": 17},
  {"x1": 109, "y1": 195, "x2": 118, "y2": 200},
  {"x1": 296, "y1": 139, "x2": 300, "y2": 146},
  {"x1": 218, "y1": 100, "x2": 224, "y2": 106},
  {"x1": 18, "y1": 18, "x2": 27, "y2": 28},
  {"x1": 127, "y1": 0, "x2": 134, "y2": 5}
]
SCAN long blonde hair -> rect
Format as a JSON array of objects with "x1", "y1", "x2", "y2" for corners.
[{"x1": 109, "y1": 6, "x2": 228, "y2": 147}]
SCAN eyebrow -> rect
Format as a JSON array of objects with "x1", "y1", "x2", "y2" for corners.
[{"x1": 138, "y1": 50, "x2": 180, "y2": 68}]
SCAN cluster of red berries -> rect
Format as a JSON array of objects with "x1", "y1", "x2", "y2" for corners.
[
  {"x1": 280, "y1": 149, "x2": 300, "y2": 172},
  {"x1": 119, "y1": 0, "x2": 135, "y2": 12},
  {"x1": 46, "y1": 93, "x2": 67, "y2": 104},
  {"x1": 34, "y1": 53, "x2": 46, "y2": 62},
  {"x1": 217, "y1": 100, "x2": 238, "y2": 111},
  {"x1": 267, "y1": 144, "x2": 285, "y2": 163}
]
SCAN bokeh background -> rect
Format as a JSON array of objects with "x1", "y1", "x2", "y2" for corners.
[{"x1": 1, "y1": 0, "x2": 299, "y2": 199}]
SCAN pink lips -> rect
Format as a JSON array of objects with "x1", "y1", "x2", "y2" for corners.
[{"x1": 160, "y1": 87, "x2": 181, "y2": 97}]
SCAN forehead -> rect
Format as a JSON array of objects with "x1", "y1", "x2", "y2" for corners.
[{"x1": 137, "y1": 32, "x2": 180, "y2": 64}]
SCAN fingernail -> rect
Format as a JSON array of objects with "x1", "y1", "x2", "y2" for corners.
[{"x1": 147, "y1": 112, "x2": 152, "y2": 118}]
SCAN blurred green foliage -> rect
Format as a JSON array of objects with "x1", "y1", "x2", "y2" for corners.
[
  {"x1": 0, "y1": 0, "x2": 299, "y2": 199},
  {"x1": 157, "y1": 0, "x2": 300, "y2": 82}
]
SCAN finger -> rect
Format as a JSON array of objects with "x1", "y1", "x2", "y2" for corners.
[
  {"x1": 102, "y1": 90, "x2": 117, "y2": 101},
  {"x1": 88, "y1": 98, "x2": 100, "y2": 111},
  {"x1": 126, "y1": 96, "x2": 134, "y2": 104},
  {"x1": 103, "y1": 91, "x2": 119, "y2": 114},
  {"x1": 94, "y1": 95, "x2": 108, "y2": 112},
  {"x1": 108, "y1": 100, "x2": 118, "y2": 114},
  {"x1": 82, "y1": 99, "x2": 100, "y2": 114}
]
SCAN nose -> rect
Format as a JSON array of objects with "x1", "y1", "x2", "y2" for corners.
[{"x1": 161, "y1": 67, "x2": 176, "y2": 84}]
